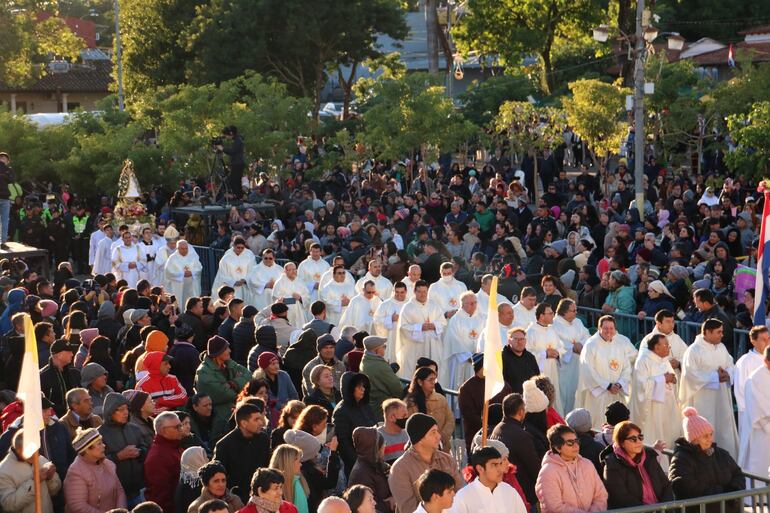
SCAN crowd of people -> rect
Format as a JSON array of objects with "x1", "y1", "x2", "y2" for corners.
[{"x1": 0, "y1": 144, "x2": 767, "y2": 513}]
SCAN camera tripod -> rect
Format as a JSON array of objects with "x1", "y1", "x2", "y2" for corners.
[{"x1": 207, "y1": 150, "x2": 233, "y2": 206}]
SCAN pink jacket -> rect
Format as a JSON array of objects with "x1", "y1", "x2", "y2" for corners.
[
  {"x1": 536, "y1": 451, "x2": 608, "y2": 513},
  {"x1": 64, "y1": 455, "x2": 127, "y2": 513}
]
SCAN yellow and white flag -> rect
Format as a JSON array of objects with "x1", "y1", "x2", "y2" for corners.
[
  {"x1": 16, "y1": 314, "x2": 43, "y2": 458},
  {"x1": 483, "y1": 277, "x2": 505, "y2": 401}
]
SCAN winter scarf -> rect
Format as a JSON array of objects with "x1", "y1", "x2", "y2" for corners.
[
  {"x1": 612, "y1": 443, "x2": 657, "y2": 505},
  {"x1": 250, "y1": 496, "x2": 282, "y2": 513}
]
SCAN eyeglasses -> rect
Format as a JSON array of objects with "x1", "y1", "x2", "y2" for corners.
[
  {"x1": 624, "y1": 434, "x2": 645, "y2": 443},
  {"x1": 562, "y1": 438, "x2": 580, "y2": 447}
]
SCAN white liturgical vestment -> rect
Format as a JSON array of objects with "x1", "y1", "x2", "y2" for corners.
[
  {"x1": 112, "y1": 242, "x2": 145, "y2": 288},
  {"x1": 212, "y1": 248, "x2": 258, "y2": 305},
  {"x1": 511, "y1": 302, "x2": 536, "y2": 329},
  {"x1": 355, "y1": 273, "x2": 393, "y2": 301},
  {"x1": 679, "y1": 335, "x2": 739, "y2": 458},
  {"x1": 372, "y1": 297, "x2": 405, "y2": 363},
  {"x1": 734, "y1": 349, "x2": 764, "y2": 413},
  {"x1": 297, "y1": 256, "x2": 330, "y2": 305},
  {"x1": 526, "y1": 322, "x2": 566, "y2": 414},
  {"x1": 738, "y1": 365, "x2": 770, "y2": 479},
  {"x1": 443, "y1": 308, "x2": 484, "y2": 390},
  {"x1": 575, "y1": 332, "x2": 633, "y2": 430},
  {"x1": 552, "y1": 314, "x2": 590, "y2": 414},
  {"x1": 319, "y1": 280, "x2": 357, "y2": 327},
  {"x1": 428, "y1": 277, "x2": 468, "y2": 316},
  {"x1": 395, "y1": 297, "x2": 446, "y2": 379},
  {"x1": 250, "y1": 262, "x2": 285, "y2": 311},
  {"x1": 630, "y1": 349, "x2": 682, "y2": 448},
  {"x1": 271, "y1": 275, "x2": 310, "y2": 328},
  {"x1": 163, "y1": 246, "x2": 203, "y2": 311},
  {"x1": 338, "y1": 293, "x2": 382, "y2": 334}
]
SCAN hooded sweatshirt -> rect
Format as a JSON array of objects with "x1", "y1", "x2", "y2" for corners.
[
  {"x1": 283, "y1": 329, "x2": 318, "y2": 393},
  {"x1": 331, "y1": 372, "x2": 376, "y2": 476},
  {"x1": 535, "y1": 451, "x2": 608, "y2": 513},
  {"x1": 97, "y1": 392, "x2": 147, "y2": 497},
  {"x1": 0, "y1": 288, "x2": 25, "y2": 333},
  {"x1": 348, "y1": 427, "x2": 393, "y2": 513},
  {"x1": 135, "y1": 351, "x2": 187, "y2": 414}
]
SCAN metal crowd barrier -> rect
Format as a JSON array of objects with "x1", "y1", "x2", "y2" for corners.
[
  {"x1": 576, "y1": 306, "x2": 750, "y2": 357},
  {"x1": 192, "y1": 245, "x2": 291, "y2": 295}
]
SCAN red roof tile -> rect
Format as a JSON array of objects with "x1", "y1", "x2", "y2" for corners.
[
  {"x1": 0, "y1": 61, "x2": 112, "y2": 93},
  {"x1": 689, "y1": 42, "x2": 770, "y2": 65}
]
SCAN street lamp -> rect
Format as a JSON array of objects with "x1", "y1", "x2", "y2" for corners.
[{"x1": 592, "y1": 14, "x2": 683, "y2": 218}]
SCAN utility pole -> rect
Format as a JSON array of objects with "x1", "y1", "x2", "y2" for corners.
[
  {"x1": 633, "y1": 0, "x2": 645, "y2": 217},
  {"x1": 113, "y1": 0, "x2": 125, "y2": 111}
]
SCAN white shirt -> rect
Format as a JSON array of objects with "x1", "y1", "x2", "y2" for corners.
[{"x1": 449, "y1": 478, "x2": 526, "y2": 513}]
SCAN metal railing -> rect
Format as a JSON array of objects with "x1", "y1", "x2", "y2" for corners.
[
  {"x1": 576, "y1": 306, "x2": 750, "y2": 357},
  {"x1": 604, "y1": 470, "x2": 770, "y2": 513}
]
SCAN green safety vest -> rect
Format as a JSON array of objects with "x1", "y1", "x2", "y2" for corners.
[
  {"x1": 8, "y1": 183, "x2": 22, "y2": 201},
  {"x1": 73, "y1": 215, "x2": 89, "y2": 234}
]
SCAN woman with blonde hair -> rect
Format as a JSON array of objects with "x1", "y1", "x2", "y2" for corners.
[{"x1": 269, "y1": 444, "x2": 310, "y2": 513}]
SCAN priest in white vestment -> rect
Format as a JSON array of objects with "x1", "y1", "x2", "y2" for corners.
[
  {"x1": 111, "y1": 231, "x2": 146, "y2": 288},
  {"x1": 319, "y1": 264, "x2": 357, "y2": 326},
  {"x1": 154, "y1": 226, "x2": 179, "y2": 292},
  {"x1": 637, "y1": 310, "x2": 687, "y2": 393},
  {"x1": 738, "y1": 347, "x2": 770, "y2": 479},
  {"x1": 163, "y1": 240, "x2": 202, "y2": 310},
  {"x1": 355, "y1": 260, "x2": 393, "y2": 300},
  {"x1": 553, "y1": 298, "x2": 590, "y2": 414},
  {"x1": 443, "y1": 291, "x2": 484, "y2": 390},
  {"x1": 512, "y1": 289, "x2": 537, "y2": 329},
  {"x1": 401, "y1": 265, "x2": 422, "y2": 300},
  {"x1": 475, "y1": 274, "x2": 511, "y2": 323},
  {"x1": 338, "y1": 280, "x2": 382, "y2": 334},
  {"x1": 271, "y1": 262, "x2": 310, "y2": 329},
  {"x1": 678, "y1": 319, "x2": 739, "y2": 458},
  {"x1": 92, "y1": 225, "x2": 117, "y2": 276},
  {"x1": 525, "y1": 303, "x2": 566, "y2": 414},
  {"x1": 630, "y1": 333, "x2": 682, "y2": 448},
  {"x1": 319, "y1": 256, "x2": 355, "y2": 291},
  {"x1": 395, "y1": 280, "x2": 446, "y2": 379},
  {"x1": 477, "y1": 302, "x2": 514, "y2": 352},
  {"x1": 297, "y1": 243, "x2": 331, "y2": 307},
  {"x1": 250, "y1": 249, "x2": 284, "y2": 311},
  {"x1": 211, "y1": 237, "x2": 258, "y2": 305},
  {"x1": 428, "y1": 262, "x2": 468, "y2": 319},
  {"x1": 734, "y1": 326, "x2": 770, "y2": 414},
  {"x1": 372, "y1": 282, "x2": 407, "y2": 363},
  {"x1": 89, "y1": 219, "x2": 107, "y2": 269},
  {"x1": 138, "y1": 226, "x2": 161, "y2": 285},
  {"x1": 575, "y1": 316, "x2": 633, "y2": 430}
]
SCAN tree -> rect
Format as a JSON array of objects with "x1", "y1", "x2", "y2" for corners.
[
  {"x1": 657, "y1": 0, "x2": 770, "y2": 42},
  {"x1": 356, "y1": 72, "x2": 478, "y2": 162},
  {"x1": 0, "y1": 2, "x2": 84, "y2": 87},
  {"x1": 459, "y1": 73, "x2": 538, "y2": 127},
  {"x1": 452, "y1": 0, "x2": 603, "y2": 93},
  {"x1": 563, "y1": 79, "x2": 630, "y2": 164},
  {"x1": 120, "y1": 0, "x2": 202, "y2": 99},
  {"x1": 726, "y1": 101, "x2": 770, "y2": 181},
  {"x1": 495, "y1": 101, "x2": 564, "y2": 199}
]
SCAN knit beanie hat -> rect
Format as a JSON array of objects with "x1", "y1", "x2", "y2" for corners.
[
  {"x1": 72, "y1": 427, "x2": 102, "y2": 454},
  {"x1": 405, "y1": 412, "x2": 438, "y2": 445},
  {"x1": 81, "y1": 363, "x2": 108, "y2": 388},
  {"x1": 258, "y1": 351, "x2": 278, "y2": 370},
  {"x1": 471, "y1": 433, "x2": 509, "y2": 458},
  {"x1": 122, "y1": 389, "x2": 150, "y2": 414},
  {"x1": 523, "y1": 379, "x2": 549, "y2": 413},
  {"x1": 255, "y1": 325, "x2": 277, "y2": 348},
  {"x1": 605, "y1": 401, "x2": 630, "y2": 425},
  {"x1": 39, "y1": 299, "x2": 58, "y2": 318},
  {"x1": 207, "y1": 336, "x2": 229, "y2": 358},
  {"x1": 316, "y1": 334, "x2": 336, "y2": 352},
  {"x1": 79, "y1": 328, "x2": 100, "y2": 348},
  {"x1": 284, "y1": 429, "x2": 322, "y2": 462},
  {"x1": 146, "y1": 330, "x2": 170, "y2": 352},
  {"x1": 242, "y1": 305, "x2": 258, "y2": 319},
  {"x1": 682, "y1": 407, "x2": 713, "y2": 442},
  {"x1": 566, "y1": 408, "x2": 592, "y2": 434}
]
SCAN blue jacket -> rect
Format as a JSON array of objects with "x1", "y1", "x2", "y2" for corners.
[{"x1": 0, "y1": 288, "x2": 26, "y2": 334}]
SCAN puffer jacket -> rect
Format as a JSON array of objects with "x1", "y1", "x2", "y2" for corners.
[
  {"x1": 98, "y1": 392, "x2": 147, "y2": 497},
  {"x1": 63, "y1": 455, "x2": 127, "y2": 513},
  {"x1": 283, "y1": 329, "x2": 318, "y2": 395},
  {"x1": 535, "y1": 451, "x2": 608, "y2": 513},
  {"x1": 144, "y1": 435, "x2": 183, "y2": 513},
  {"x1": 0, "y1": 288, "x2": 25, "y2": 334},
  {"x1": 348, "y1": 427, "x2": 392, "y2": 513},
  {"x1": 0, "y1": 452, "x2": 61, "y2": 513},
  {"x1": 194, "y1": 355, "x2": 250, "y2": 442},
  {"x1": 599, "y1": 444, "x2": 672, "y2": 508},
  {"x1": 669, "y1": 438, "x2": 744, "y2": 513},
  {"x1": 331, "y1": 372, "x2": 377, "y2": 477}
]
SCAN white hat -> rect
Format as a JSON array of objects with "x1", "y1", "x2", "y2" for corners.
[
  {"x1": 523, "y1": 379, "x2": 549, "y2": 413},
  {"x1": 648, "y1": 279, "x2": 674, "y2": 298},
  {"x1": 164, "y1": 225, "x2": 180, "y2": 240}
]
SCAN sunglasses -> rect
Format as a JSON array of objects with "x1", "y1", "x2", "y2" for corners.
[
  {"x1": 624, "y1": 434, "x2": 645, "y2": 443},
  {"x1": 562, "y1": 438, "x2": 581, "y2": 447}
]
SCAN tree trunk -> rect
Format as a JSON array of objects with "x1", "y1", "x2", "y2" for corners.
[
  {"x1": 311, "y1": 62, "x2": 324, "y2": 133},
  {"x1": 617, "y1": 0, "x2": 635, "y2": 85},
  {"x1": 338, "y1": 63, "x2": 359, "y2": 120},
  {"x1": 425, "y1": 0, "x2": 440, "y2": 74}
]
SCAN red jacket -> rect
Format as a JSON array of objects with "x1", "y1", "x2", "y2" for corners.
[
  {"x1": 136, "y1": 351, "x2": 187, "y2": 413},
  {"x1": 144, "y1": 435, "x2": 183, "y2": 513},
  {"x1": 237, "y1": 500, "x2": 298, "y2": 513}
]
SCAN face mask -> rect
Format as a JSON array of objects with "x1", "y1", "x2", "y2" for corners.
[
  {"x1": 440, "y1": 275, "x2": 453, "y2": 284},
  {"x1": 394, "y1": 418, "x2": 408, "y2": 429},
  {"x1": 316, "y1": 427, "x2": 327, "y2": 445}
]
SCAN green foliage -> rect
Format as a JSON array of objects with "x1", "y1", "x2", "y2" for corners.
[
  {"x1": 656, "y1": 0, "x2": 770, "y2": 42},
  {"x1": 357, "y1": 72, "x2": 477, "y2": 160},
  {"x1": 726, "y1": 101, "x2": 770, "y2": 180},
  {"x1": 563, "y1": 79, "x2": 630, "y2": 159},
  {"x1": 452, "y1": 0, "x2": 604, "y2": 93},
  {"x1": 0, "y1": 3, "x2": 84, "y2": 87},
  {"x1": 458, "y1": 73, "x2": 538, "y2": 127},
  {"x1": 495, "y1": 101, "x2": 564, "y2": 155},
  {"x1": 710, "y1": 62, "x2": 770, "y2": 119}
]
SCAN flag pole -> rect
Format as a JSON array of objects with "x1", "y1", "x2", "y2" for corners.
[
  {"x1": 481, "y1": 399, "x2": 489, "y2": 447},
  {"x1": 32, "y1": 450, "x2": 42, "y2": 513}
]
